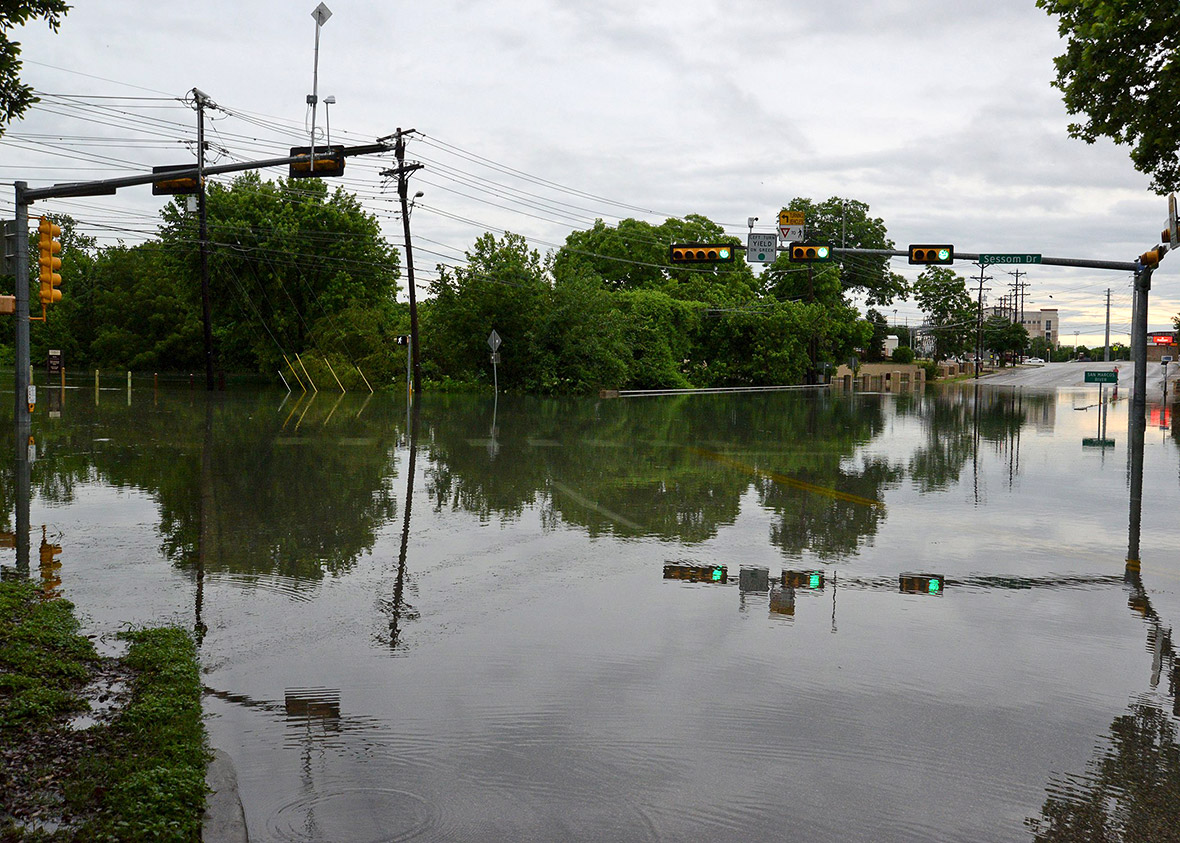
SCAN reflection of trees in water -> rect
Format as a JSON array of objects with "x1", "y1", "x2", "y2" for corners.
[
  {"x1": 1028, "y1": 567, "x2": 1180, "y2": 842},
  {"x1": 760, "y1": 457, "x2": 899, "y2": 558},
  {"x1": 1027, "y1": 702, "x2": 1180, "y2": 842},
  {"x1": 909, "y1": 388, "x2": 1051, "y2": 492},
  {"x1": 422, "y1": 392, "x2": 891, "y2": 550},
  {"x1": 19, "y1": 390, "x2": 402, "y2": 581}
]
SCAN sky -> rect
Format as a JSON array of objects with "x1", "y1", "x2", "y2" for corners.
[{"x1": 2, "y1": 0, "x2": 1176, "y2": 347}]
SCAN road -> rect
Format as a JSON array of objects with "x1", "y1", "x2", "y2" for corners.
[{"x1": 977, "y1": 360, "x2": 1176, "y2": 398}]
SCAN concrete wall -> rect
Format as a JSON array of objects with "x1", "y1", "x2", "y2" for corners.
[{"x1": 832, "y1": 362, "x2": 926, "y2": 392}]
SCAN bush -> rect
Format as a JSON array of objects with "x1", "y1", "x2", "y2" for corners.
[{"x1": 891, "y1": 346, "x2": 915, "y2": 364}]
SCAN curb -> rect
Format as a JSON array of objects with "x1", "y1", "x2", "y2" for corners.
[{"x1": 203, "y1": 748, "x2": 249, "y2": 842}]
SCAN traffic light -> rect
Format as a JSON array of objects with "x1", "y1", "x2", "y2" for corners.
[
  {"x1": 663, "y1": 563, "x2": 727, "y2": 584},
  {"x1": 669, "y1": 244, "x2": 735, "y2": 263},
  {"x1": 289, "y1": 145, "x2": 345, "y2": 178},
  {"x1": 908, "y1": 245, "x2": 954, "y2": 265},
  {"x1": 787, "y1": 242, "x2": 832, "y2": 263},
  {"x1": 782, "y1": 570, "x2": 825, "y2": 590},
  {"x1": 899, "y1": 573, "x2": 945, "y2": 594},
  {"x1": 37, "y1": 218, "x2": 62, "y2": 306},
  {"x1": 1139, "y1": 246, "x2": 1167, "y2": 269},
  {"x1": 151, "y1": 165, "x2": 201, "y2": 195}
]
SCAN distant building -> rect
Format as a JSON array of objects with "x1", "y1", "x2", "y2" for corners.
[
  {"x1": 1023, "y1": 308, "x2": 1059, "y2": 348},
  {"x1": 981, "y1": 305, "x2": 1060, "y2": 348},
  {"x1": 885, "y1": 335, "x2": 899, "y2": 358}
]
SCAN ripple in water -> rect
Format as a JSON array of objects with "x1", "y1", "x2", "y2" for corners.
[{"x1": 267, "y1": 787, "x2": 440, "y2": 843}]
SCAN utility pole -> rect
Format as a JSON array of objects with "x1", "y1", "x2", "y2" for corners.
[
  {"x1": 381, "y1": 130, "x2": 423, "y2": 395},
  {"x1": 1104, "y1": 287, "x2": 1111, "y2": 361},
  {"x1": 192, "y1": 89, "x2": 215, "y2": 391},
  {"x1": 1006, "y1": 268, "x2": 1026, "y2": 325}
]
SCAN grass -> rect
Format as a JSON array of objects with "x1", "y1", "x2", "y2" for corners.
[{"x1": 0, "y1": 580, "x2": 209, "y2": 841}]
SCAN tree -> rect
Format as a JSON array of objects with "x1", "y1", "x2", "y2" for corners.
[
  {"x1": 422, "y1": 231, "x2": 552, "y2": 390},
  {"x1": 912, "y1": 266, "x2": 975, "y2": 361},
  {"x1": 865, "y1": 308, "x2": 890, "y2": 361},
  {"x1": 983, "y1": 315, "x2": 1030, "y2": 364},
  {"x1": 553, "y1": 215, "x2": 758, "y2": 306},
  {"x1": 157, "y1": 173, "x2": 400, "y2": 381},
  {"x1": 783, "y1": 197, "x2": 908, "y2": 306},
  {"x1": 1037, "y1": 0, "x2": 1180, "y2": 193}
]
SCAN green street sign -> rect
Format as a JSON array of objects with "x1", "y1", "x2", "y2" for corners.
[
  {"x1": 1084, "y1": 370, "x2": 1118, "y2": 383},
  {"x1": 979, "y1": 253, "x2": 1042, "y2": 265},
  {"x1": 1082, "y1": 438, "x2": 1116, "y2": 448}
]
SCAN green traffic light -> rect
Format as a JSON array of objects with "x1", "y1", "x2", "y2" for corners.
[
  {"x1": 928, "y1": 578, "x2": 941, "y2": 593},
  {"x1": 719, "y1": 248, "x2": 730, "y2": 259},
  {"x1": 809, "y1": 573, "x2": 821, "y2": 589},
  {"x1": 937, "y1": 249, "x2": 950, "y2": 261},
  {"x1": 816, "y1": 246, "x2": 830, "y2": 259},
  {"x1": 711, "y1": 568, "x2": 723, "y2": 582}
]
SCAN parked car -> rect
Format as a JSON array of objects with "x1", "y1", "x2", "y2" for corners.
[{"x1": 1025, "y1": 357, "x2": 1044, "y2": 364}]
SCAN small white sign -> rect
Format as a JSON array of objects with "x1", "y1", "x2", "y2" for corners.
[
  {"x1": 487, "y1": 330, "x2": 502, "y2": 352},
  {"x1": 747, "y1": 233, "x2": 778, "y2": 263},
  {"x1": 778, "y1": 225, "x2": 804, "y2": 242}
]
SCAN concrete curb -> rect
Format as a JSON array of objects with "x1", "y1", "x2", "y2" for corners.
[{"x1": 203, "y1": 748, "x2": 249, "y2": 843}]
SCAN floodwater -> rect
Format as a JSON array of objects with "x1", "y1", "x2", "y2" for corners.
[{"x1": 3, "y1": 379, "x2": 1180, "y2": 842}]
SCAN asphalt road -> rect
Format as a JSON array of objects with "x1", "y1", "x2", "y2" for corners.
[{"x1": 977, "y1": 360, "x2": 1176, "y2": 397}]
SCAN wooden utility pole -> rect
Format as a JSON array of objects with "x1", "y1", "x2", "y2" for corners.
[
  {"x1": 193, "y1": 89, "x2": 215, "y2": 391},
  {"x1": 381, "y1": 130, "x2": 424, "y2": 394}
]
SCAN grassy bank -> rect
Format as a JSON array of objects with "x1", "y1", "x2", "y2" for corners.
[{"x1": 0, "y1": 580, "x2": 208, "y2": 841}]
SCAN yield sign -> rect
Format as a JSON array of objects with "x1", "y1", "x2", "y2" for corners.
[{"x1": 778, "y1": 210, "x2": 804, "y2": 241}]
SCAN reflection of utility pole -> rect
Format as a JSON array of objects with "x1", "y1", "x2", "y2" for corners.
[
  {"x1": 974, "y1": 265, "x2": 991, "y2": 379},
  {"x1": 390, "y1": 403, "x2": 420, "y2": 649}
]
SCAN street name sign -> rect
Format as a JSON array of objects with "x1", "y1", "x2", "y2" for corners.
[
  {"x1": 1084, "y1": 370, "x2": 1118, "y2": 384},
  {"x1": 979, "y1": 253, "x2": 1042, "y2": 265},
  {"x1": 747, "y1": 233, "x2": 777, "y2": 263}
]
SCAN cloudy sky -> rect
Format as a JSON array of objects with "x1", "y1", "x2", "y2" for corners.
[{"x1": 2, "y1": 0, "x2": 1175, "y2": 346}]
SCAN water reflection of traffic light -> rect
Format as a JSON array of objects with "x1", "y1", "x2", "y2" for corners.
[
  {"x1": 38, "y1": 526, "x2": 62, "y2": 598},
  {"x1": 663, "y1": 564, "x2": 727, "y2": 584}
]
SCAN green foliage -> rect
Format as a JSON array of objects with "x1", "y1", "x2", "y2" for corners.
[
  {"x1": 0, "y1": 584, "x2": 207, "y2": 840},
  {"x1": 14, "y1": 175, "x2": 402, "y2": 383},
  {"x1": 783, "y1": 197, "x2": 907, "y2": 305},
  {"x1": 1038, "y1": 0, "x2": 1180, "y2": 192},
  {"x1": 422, "y1": 231, "x2": 551, "y2": 390},
  {"x1": 553, "y1": 215, "x2": 758, "y2": 305},
  {"x1": 892, "y1": 345, "x2": 915, "y2": 364},
  {"x1": 983, "y1": 315, "x2": 1030, "y2": 362},
  {"x1": 615, "y1": 288, "x2": 698, "y2": 389},
  {"x1": 912, "y1": 266, "x2": 975, "y2": 361},
  {"x1": 865, "y1": 308, "x2": 889, "y2": 360},
  {"x1": 0, "y1": 582, "x2": 96, "y2": 733},
  {"x1": 0, "y1": 1, "x2": 69, "y2": 134}
]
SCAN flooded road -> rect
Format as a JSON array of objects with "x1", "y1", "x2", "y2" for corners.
[{"x1": 3, "y1": 381, "x2": 1179, "y2": 841}]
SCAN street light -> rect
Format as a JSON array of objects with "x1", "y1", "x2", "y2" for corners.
[{"x1": 323, "y1": 95, "x2": 335, "y2": 148}]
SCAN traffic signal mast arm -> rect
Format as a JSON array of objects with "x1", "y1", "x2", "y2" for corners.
[
  {"x1": 21, "y1": 142, "x2": 392, "y2": 202},
  {"x1": 836, "y1": 246, "x2": 1141, "y2": 273}
]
